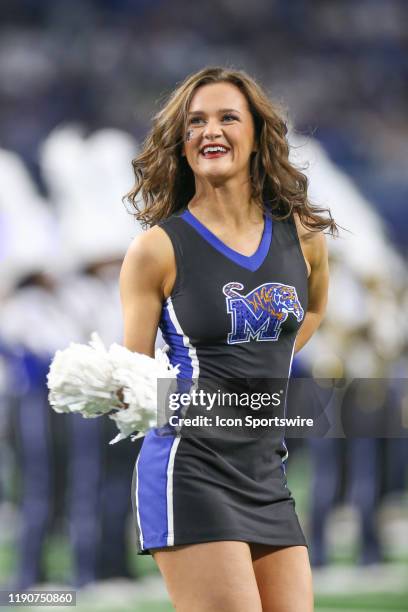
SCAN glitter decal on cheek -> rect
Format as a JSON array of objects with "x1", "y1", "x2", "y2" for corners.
[{"x1": 185, "y1": 127, "x2": 204, "y2": 143}]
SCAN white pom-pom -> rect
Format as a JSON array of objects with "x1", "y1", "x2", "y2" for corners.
[
  {"x1": 107, "y1": 343, "x2": 179, "y2": 444},
  {"x1": 47, "y1": 335, "x2": 120, "y2": 417},
  {"x1": 47, "y1": 333, "x2": 180, "y2": 444}
]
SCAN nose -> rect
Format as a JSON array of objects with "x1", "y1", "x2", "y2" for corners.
[{"x1": 202, "y1": 117, "x2": 223, "y2": 141}]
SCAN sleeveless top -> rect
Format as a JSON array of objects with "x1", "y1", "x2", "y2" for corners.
[{"x1": 157, "y1": 207, "x2": 309, "y2": 465}]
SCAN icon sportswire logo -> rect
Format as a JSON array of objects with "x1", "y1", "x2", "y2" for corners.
[{"x1": 223, "y1": 281, "x2": 304, "y2": 344}]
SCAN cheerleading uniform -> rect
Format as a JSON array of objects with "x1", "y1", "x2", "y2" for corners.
[{"x1": 131, "y1": 206, "x2": 309, "y2": 554}]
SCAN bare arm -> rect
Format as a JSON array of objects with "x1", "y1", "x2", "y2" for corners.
[
  {"x1": 294, "y1": 225, "x2": 329, "y2": 354},
  {"x1": 119, "y1": 226, "x2": 175, "y2": 357}
]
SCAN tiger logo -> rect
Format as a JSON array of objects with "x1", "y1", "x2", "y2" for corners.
[{"x1": 223, "y1": 282, "x2": 304, "y2": 344}]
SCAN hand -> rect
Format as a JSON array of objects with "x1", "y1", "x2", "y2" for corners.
[{"x1": 116, "y1": 387, "x2": 129, "y2": 410}]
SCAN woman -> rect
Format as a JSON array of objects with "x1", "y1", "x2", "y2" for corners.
[{"x1": 120, "y1": 66, "x2": 336, "y2": 611}]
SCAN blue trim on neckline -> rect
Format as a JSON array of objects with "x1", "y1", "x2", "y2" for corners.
[{"x1": 180, "y1": 209, "x2": 273, "y2": 272}]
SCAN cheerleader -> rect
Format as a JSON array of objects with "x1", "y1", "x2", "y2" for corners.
[{"x1": 121, "y1": 66, "x2": 336, "y2": 611}]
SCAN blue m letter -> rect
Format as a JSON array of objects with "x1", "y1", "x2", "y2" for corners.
[{"x1": 227, "y1": 298, "x2": 281, "y2": 343}]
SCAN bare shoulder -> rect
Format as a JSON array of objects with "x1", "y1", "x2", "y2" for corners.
[
  {"x1": 124, "y1": 225, "x2": 173, "y2": 265},
  {"x1": 120, "y1": 225, "x2": 176, "y2": 297},
  {"x1": 292, "y1": 211, "x2": 328, "y2": 269}
]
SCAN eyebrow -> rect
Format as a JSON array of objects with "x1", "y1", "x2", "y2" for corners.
[{"x1": 187, "y1": 108, "x2": 242, "y2": 115}]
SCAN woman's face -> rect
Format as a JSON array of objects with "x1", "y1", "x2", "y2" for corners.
[{"x1": 182, "y1": 82, "x2": 257, "y2": 184}]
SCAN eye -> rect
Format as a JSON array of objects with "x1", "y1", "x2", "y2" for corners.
[
  {"x1": 188, "y1": 114, "x2": 238, "y2": 124},
  {"x1": 188, "y1": 116, "x2": 204, "y2": 124}
]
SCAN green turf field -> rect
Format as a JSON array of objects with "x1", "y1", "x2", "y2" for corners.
[
  {"x1": 1, "y1": 538, "x2": 407, "y2": 612},
  {"x1": 1, "y1": 594, "x2": 407, "y2": 611}
]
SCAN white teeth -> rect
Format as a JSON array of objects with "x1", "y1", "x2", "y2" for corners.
[{"x1": 202, "y1": 146, "x2": 228, "y2": 154}]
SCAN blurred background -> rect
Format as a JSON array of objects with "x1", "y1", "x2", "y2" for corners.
[{"x1": 0, "y1": 1, "x2": 407, "y2": 610}]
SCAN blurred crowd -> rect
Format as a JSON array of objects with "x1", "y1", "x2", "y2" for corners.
[
  {"x1": 0, "y1": 0, "x2": 407, "y2": 591},
  {"x1": 0, "y1": 0, "x2": 407, "y2": 243},
  {"x1": 0, "y1": 128, "x2": 148, "y2": 588}
]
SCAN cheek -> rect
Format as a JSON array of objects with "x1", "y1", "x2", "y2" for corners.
[
  {"x1": 231, "y1": 127, "x2": 255, "y2": 150},
  {"x1": 186, "y1": 149, "x2": 198, "y2": 166}
]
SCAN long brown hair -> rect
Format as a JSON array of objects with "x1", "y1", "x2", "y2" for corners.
[{"x1": 124, "y1": 66, "x2": 338, "y2": 236}]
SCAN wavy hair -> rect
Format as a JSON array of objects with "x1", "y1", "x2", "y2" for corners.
[{"x1": 124, "y1": 66, "x2": 339, "y2": 235}]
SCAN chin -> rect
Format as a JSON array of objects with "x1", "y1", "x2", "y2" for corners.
[
  {"x1": 200, "y1": 164, "x2": 234, "y2": 178},
  {"x1": 203, "y1": 172, "x2": 232, "y2": 185}
]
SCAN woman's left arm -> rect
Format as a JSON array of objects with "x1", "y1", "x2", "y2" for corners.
[{"x1": 294, "y1": 229, "x2": 329, "y2": 353}]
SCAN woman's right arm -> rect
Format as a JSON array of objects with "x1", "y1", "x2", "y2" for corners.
[{"x1": 119, "y1": 226, "x2": 175, "y2": 357}]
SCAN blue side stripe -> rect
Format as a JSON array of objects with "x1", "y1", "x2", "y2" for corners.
[
  {"x1": 137, "y1": 429, "x2": 175, "y2": 548},
  {"x1": 160, "y1": 300, "x2": 195, "y2": 394}
]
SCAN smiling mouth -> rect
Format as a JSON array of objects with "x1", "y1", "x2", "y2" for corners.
[{"x1": 200, "y1": 146, "x2": 230, "y2": 159}]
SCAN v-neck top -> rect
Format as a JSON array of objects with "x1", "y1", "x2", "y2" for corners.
[
  {"x1": 157, "y1": 207, "x2": 308, "y2": 382},
  {"x1": 180, "y1": 209, "x2": 273, "y2": 272},
  {"x1": 131, "y1": 209, "x2": 310, "y2": 557}
]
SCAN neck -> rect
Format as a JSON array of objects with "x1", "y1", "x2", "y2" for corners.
[{"x1": 188, "y1": 178, "x2": 263, "y2": 229}]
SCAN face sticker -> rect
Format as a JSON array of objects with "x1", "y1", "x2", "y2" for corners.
[{"x1": 184, "y1": 126, "x2": 203, "y2": 143}]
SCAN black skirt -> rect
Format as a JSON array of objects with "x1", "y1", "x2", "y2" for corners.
[{"x1": 130, "y1": 414, "x2": 307, "y2": 555}]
